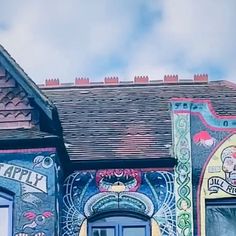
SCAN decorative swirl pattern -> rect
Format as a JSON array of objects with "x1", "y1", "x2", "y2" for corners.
[
  {"x1": 62, "y1": 169, "x2": 176, "y2": 236},
  {"x1": 174, "y1": 114, "x2": 193, "y2": 236}
]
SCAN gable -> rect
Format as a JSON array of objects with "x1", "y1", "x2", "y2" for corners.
[
  {"x1": 0, "y1": 65, "x2": 38, "y2": 129},
  {"x1": 0, "y1": 45, "x2": 55, "y2": 121},
  {"x1": 0, "y1": 45, "x2": 61, "y2": 135}
]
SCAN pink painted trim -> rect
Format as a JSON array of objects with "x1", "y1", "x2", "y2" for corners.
[
  {"x1": 196, "y1": 132, "x2": 236, "y2": 236},
  {"x1": 141, "y1": 167, "x2": 174, "y2": 171},
  {"x1": 174, "y1": 111, "x2": 190, "y2": 114},
  {"x1": 0, "y1": 147, "x2": 56, "y2": 154},
  {"x1": 171, "y1": 98, "x2": 194, "y2": 102},
  {"x1": 172, "y1": 98, "x2": 236, "y2": 119}
]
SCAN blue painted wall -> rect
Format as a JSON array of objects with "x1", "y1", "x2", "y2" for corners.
[
  {"x1": 0, "y1": 148, "x2": 58, "y2": 236},
  {"x1": 62, "y1": 168, "x2": 176, "y2": 236}
]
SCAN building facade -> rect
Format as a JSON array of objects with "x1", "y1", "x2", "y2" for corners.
[{"x1": 0, "y1": 45, "x2": 236, "y2": 236}]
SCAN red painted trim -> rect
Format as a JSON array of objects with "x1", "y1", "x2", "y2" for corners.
[
  {"x1": 196, "y1": 132, "x2": 235, "y2": 236},
  {"x1": 171, "y1": 98, "x2": 194, "y2": 102},
  {"x1": 174, "y1": 111, "x2": 190, "y2": 114},
  {"x1": 141, "y1": 167, "x2": 174, "y2": 171},
  {"x1": 0, "y1": 147, "x2": 56, "y2": 154}
]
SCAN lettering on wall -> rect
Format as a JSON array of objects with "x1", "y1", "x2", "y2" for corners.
[
  {"x1": 0, "y1": 150, "x2": 56, "y2": 236},
  {"x1": 208, "y1": 177, "x2": 236, "y2": 195},
  {"x1": 206, "y1": 144, "x2": 236, "y2": 197},
  {"x1": 0, "y1": 163, "x2": 47, "y2": 193}
]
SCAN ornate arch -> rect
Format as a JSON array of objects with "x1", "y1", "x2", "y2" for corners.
[{"x1": 198, "y1": 133, "x2": 236, "y2": 236}]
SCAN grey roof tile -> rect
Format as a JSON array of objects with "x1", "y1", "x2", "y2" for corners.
[{"x1": 42, "y1": 81, "x2": 236, "y2": 161}]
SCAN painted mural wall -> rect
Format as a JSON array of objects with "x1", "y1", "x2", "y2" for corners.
[
  {"x1": 62, "y1": 168, "x2": 176, "y2": 236},
  {"x1": 0, "y1": 148, "x2": 58, "y2": 236},
  {"x1": 172, "y1": 99, "x2": 236, "y2": 236}
]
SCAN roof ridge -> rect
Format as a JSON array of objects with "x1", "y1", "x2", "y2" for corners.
[
  {"x1": 218, "y1": 80, "x2": 236, "y2": 90},
  {"x1": 39, "y1": 74, "x2": 209, "y2": 89}
]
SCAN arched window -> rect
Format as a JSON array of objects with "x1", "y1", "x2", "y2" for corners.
[
  {"x1": 0, "y1": 192, "x2": 13, "y2": 236},
  {"x1": 88, "y1": 213, "x2": 150, "y2": 236}
]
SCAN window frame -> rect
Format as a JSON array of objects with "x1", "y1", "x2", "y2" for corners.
[
  {"x1": 0, "y1": 191, "x2": 13, "y2": 236},
  {"x1": 205, "y1": 198, "x2": 236, "y2": 236},
  {"x1": 88, "y1": 213, "x2": 150, "y2": 236}
]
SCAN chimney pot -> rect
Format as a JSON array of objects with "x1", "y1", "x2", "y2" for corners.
[
  {"x1": 104, "y1": 77, "x2": 119, "y2": 84},
  {"x1": 75, "y1": 77, "x2": 90, "y2": 86},
  {"x1": 134, "y1": 76, "x2": 149, "y2": 84},
  {"x1": 164, "y1": 75, "x2": 178, "y2": 83},
  {"x1": 194, "y1": 74, "x2": 208, "y2": 83},
  {"x1": 45, "y1": 78, "x2": 60, "y2": 86}
]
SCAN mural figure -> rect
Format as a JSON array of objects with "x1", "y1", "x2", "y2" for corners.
[
  {"x1": 33, "y1": 154, "x2": 55, "y2": 169},
  {"x1": 63, "y1": 169, "x2": 176, "y2": 236},
  {"x1": 15, "y1": 233, "x2": 45, "y2": 236},
  {"x1": 193, "y1": 131, "x2": 216, "y2": 148},
  {"x1": 221, "y1": 146, "x2": 236, "y2": 186},
  {"x1": 96, "y1": 169, "x2": 141, "y2": 192},
  {"x1": 23, "y1": 211, "x2": 53, "y2": 230}
]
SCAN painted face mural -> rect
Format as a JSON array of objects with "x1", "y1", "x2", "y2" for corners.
[
  {"x1": 63, "y1": 169, "x2": 176, "y2": 236},
  {"x1": 96, "y1": 169, "x2": 141, "y2": 192},
  {"x1": 221, "y1": 146, "x2": 236, "y2": 186}
]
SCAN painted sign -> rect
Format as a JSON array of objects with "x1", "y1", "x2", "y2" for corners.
[
  {"x1": 203, "y1": 141, "x2": 236, "y2": 198},
  {"x1": 199, "y1": 134, "x2": 236, "y2": 236},
  {"x1": 0, "y1": 163, "x2": 47, "y2": 193},
  {"x1": 0, "y1": 149, "x2": 56, "y2": 236},
  {"x1": 208, "y1": 176, "x2": 236, "y2": 195}
]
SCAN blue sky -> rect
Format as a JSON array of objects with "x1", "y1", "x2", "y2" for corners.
[{"x1": 0, "y1": 0, "x2": 235, "y2": 83}]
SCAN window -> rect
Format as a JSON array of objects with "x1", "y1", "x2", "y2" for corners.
[
  {"x1": 88, "y1": 215, "x2": 150, "y2": 236},
  {"x1": 0, "y1": 192, "x2": 13, "y2": 236},
  {"x1": 206, "y1": 199, "x2": 236, "y2": 235}
]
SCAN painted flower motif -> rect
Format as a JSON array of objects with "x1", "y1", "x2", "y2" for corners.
[{"x1": 193, "y1": 131, "x2": 216, "y2": 148}]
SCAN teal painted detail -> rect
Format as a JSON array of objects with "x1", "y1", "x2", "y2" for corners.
[
  {"x1": 172, "y1": 101, "x2": 236, "y2": 129},
  {"x1": 173, "y1": 113, "x2": 194, "y2": 236},
  {"x1": 0, "y1": 150, "x2": 57, "y2": 236},
  {"x1": 63, "y1": 170, "x2": 176, "y2": 236}
]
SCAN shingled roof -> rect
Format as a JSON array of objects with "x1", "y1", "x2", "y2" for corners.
[{"x1": 41, "y1": 76, "x2": 236, "y2": 161}]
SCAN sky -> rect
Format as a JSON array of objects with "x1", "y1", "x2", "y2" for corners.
[{"x1": 0, "y1": 0, "x2": 236, "y2": 84}]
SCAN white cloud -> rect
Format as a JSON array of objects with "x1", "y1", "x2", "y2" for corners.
[
  {"x1": 124, "y1": 0, "x2": 236, "y2": 81},
  {"x1": 0, "y1": 0, "x2": 142, "y2": 82},
  {"x1": 0, "y1": 0, "x2": 235, "y2": 83}
]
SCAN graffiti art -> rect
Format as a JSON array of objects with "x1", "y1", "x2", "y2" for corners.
[{"x1": 62, "y1": 168, "x2": 176, "y2": 236}]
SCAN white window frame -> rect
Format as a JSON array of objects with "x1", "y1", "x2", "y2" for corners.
[{"x1": 0, "y1": 191, "x2": 13, "y2": 236}]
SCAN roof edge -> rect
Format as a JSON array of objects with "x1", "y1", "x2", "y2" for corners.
[
  {"x1": 0, "y1": 45, "x2": 55, "y2": 119},
  {"x1": 38, "y1": 74, "x2": 209, "y2": 89}
]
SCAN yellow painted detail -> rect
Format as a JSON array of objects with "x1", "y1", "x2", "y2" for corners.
[
  {"x1": 151, "y1": 218, "x2": 161, "y2": 236},
  {"x1": 79, "y1": 219, "x2": 87, "y2": 236},
  {"x1": 200, "y1": 134, "x2": 236, "y2": 236},
  {"x1": 110, "y1": 182, "x2": 126, "y2": 192}
]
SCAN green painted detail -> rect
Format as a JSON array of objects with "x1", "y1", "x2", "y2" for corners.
[
  {"x1": 178, "y1": 212, "x2": 192, "y2": 236},
  {"x1": 173, "y1": 113, "x2": 193, "y2": 236}
]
